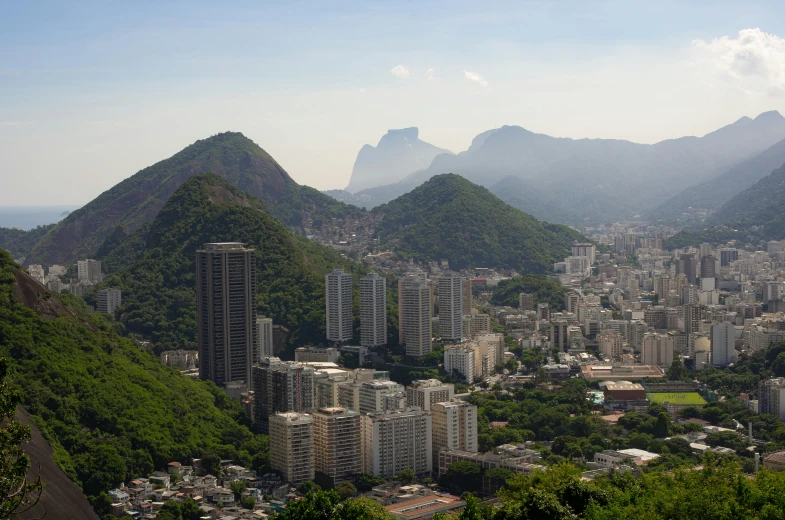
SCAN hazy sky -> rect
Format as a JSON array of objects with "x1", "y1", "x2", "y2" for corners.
[{"x1": 3, "y1": 1, "x2": 785, "y2": 205}]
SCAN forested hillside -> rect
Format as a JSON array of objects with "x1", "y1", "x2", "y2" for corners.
[
  {"x1": 373, "y1": 174, "x2": 584, "y2": 272},
  {"x1": 0, "y1": 224, "x2": 54, "y2": 260},
  {"x1": 0, "y1": 249, "x2": 267, "y2": 515}
]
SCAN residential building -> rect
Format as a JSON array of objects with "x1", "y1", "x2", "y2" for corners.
[
  {"x1": 519, "y1": 293, "x2": 534, "y2": 311},
  {"x1": 469, "y1": 341, "x2": 496, "y2": 379},
  {"x1": 465, "y1": 314, "x2": 491, "y2": 338},
  {"x1": 401, "y1": 279, "x2": 432, "y2": 357},
  {"x1": 77, "y1": 259, "x2": 102, "y2": 284},
  {"x1": 313, "y1": 407, "x2": 361, "y2": 486},
  {"x1": 196, "y1": 243, "x2": 256, "y2": 389},
  {"x1": 252, "y1": 357, "x2": 315, "y2": 433},
  {"x1": 641, "y1": 333, "x2": 675, "y2": 368},
  {"x1": 269, "y1": 412, "x2": 314, "y2": 485},
  {"x1": 437, "y1": 450, "x2": 544, "y2": 494},
  {"x1": 406, "y1": 379, "x2": 454, "y2": 411},
  {"x1": 256, "y1": 316, "x2": 274, "y2": 362},
  {"x1": 361, "y1": 408, "x2": 432, "y2": 478},
  {"x1": 359, "y1": 380, "x2": 405, "y2": 414},
  {"x1": 462, "y1": 278, "x2": 473, "y2": 315},
  {"x1": 160, "y1": 350, "x2": 198, "y2": 370},
  {"x1": 398, "y1": 270, "x2": 431, "y2": 344},
  {"x1": 759, "y1": 378, "x2": 785, "y2": 420},
  {"x1": 326, "y1": 269, "x2": 353, "y2": 343},
  {"x1": 475, "y1": 333, "x2": 505, "y2": 368},
  {"x1": 444, "y1": 345, "x2": 476, "y2": 383},
  {"x1": 712, "y1": 322, "x2": 737, "y2": 367},
  {"x1": 572, "y1": 243, "x2": 597, "y2": 264},
  {"x1": 360, "y1": 273, "x2": 387, "y2": 347},
  {"x1": 295, "y1": 347, "x2": 340, "y2": 363},
  {"x1": 27, "y1": 264, "x2": 45, "y2": 285},
  {"x1": 97, "y1": 288, "x2": 122, "y2": 314},
  {"x1": 438, "y1": 273, "x2": 463, "y2": 340},
  {"x1": 431, "y1": 400, "x2": 477, "y2": 470},
  {"x1": 597, "y1": 330, "x2": 624, "y2": 360}
]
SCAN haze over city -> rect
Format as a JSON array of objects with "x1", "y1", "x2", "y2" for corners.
[{"x1": 3, "y1": 1, "x2": 785, "y2": 204}]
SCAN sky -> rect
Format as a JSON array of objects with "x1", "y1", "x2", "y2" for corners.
[{"x1": 3, "y1": 1, "x2": 785, "y2": 205}]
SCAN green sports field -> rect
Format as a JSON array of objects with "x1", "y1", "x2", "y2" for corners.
[{"x1": 647, "y1": 392, "x2": 707, "y2": 405}]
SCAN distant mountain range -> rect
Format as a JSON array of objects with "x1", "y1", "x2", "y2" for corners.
[
  {"x1": 328, "y1": 111, "x2": 785, "y2": 224},
  {"x1": 24, "y1": 132, "x2": 356, "y2": 266},
  {"x1": 372, "y1": 174, "x2": 584, "y2": 272},
  {"x1": 345, "y1": 127, "x2": 451, "y2": 193}
]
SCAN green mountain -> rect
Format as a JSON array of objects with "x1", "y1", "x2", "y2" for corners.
[
  {"x1": 372, "y1": 174, "x2": 585, "y2": 272},
  {"x1": 97, "y1": 174, "x2": 370, "y2": 351},
  {"x1": 703, "y1": 162, "x2": 785, "y2": 240},
  {"x1": 25, "y1": 132, "x2": 357, "y2": 266},
  {"x1": 0, "y1": 249, "x2": 267, "y2": 514},
  {"x1": 0, "y1": 224, "x2": 54, "y2": 261}
]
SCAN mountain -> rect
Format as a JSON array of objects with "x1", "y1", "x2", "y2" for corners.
[
  {"x1": 345, "y1": 128, "x2": 451, "y2": 193},
  {"x1": 704, "y1": 162, "x2": 785, "y2": 240},
  {"x1": 25, "y1": 132, "x2": 356, "y2": 266},
  {"x1": 488, "y1": 176, "x2": 579, "y2": 225},
  {"x1": 0, "y1": 224, "x2": 54, "y2": 261},
  {"x1": 372, "y1": 174, "x2": 585, "y2": 272},
  {"x1": 0, "y1": 248, "x2": 267, "y2": 515},
  {"x1": 348, "y1": 111, "x2": 785, "y2": 224},
  {"x1": 650, "y1": 137, "x2": 785, "y2": 223},
  {"x1": 97, "y1": 174, "x2": 376, "y2": 350}
]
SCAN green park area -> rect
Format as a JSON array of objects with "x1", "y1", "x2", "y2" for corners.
[{"x1": 647, "y1": 392, "x2": 707, "y2": 405}]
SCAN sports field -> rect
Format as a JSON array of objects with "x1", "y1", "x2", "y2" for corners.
[{"x1": 647, "y1": 392, "x2": 707, "y2": 405}]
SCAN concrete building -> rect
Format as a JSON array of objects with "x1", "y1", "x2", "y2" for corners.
[
  {"x1": 295, "y1": 347, "x2": 340, "y2": 363},
  {"x1": 475, "y1": 333, "x2": 505, "y2": 369},
  {"x1": 27, "y1": 264, "x2": 45, "y2": 285},
  {"x1": 253, "y1": 357, "x2": 315, "y2": 433},
  {"x1": 160, "y1": 350, "x2": 198, "y2": 370},
  {"x1": 444, "y1": 345, "x2": 476, "y2": 383},
  {"x1": 597, "y1": 330, "x2": 625, "y2": 360},
  {"x1": 97, "y1": 288, "x2": 122, "y2": 314},
  {"x1": 406, "y1": 379, "x2": 454, "y2": 411},
  {"x1": 469, "y1": 341, "x2": 497, "y2": 379},
  {"x1": 326, "y1": 269, "x2": 353, "y2": 343},
  {"x1": 359, "y1": 380, "x2": 405, "y2": 415},
  {"x1": 438, "y1": 273, "x2": 463, "y2": 341},
  {"x1": 465, "y1": 314, "x2": 491, "y2": 338},
  {"x1": 77, "y1": 259, "x2": 102, "y2": 284},
  {"x1": 360, "y1": 273, "x2": 387, "y2": 347},
  {"x1": 462, "y1": 278, "x2": 473, "y2": 315},
  {"x1": 196, "y1": 243, "x2": 256, "y2": 389},
  {"x1": 313, "y1": 407, "x2": 361, "y2": 486},
  {"x1": 256, "y1": 316, "x2": 274, "y2": 362},
  {"x1": 437, "y1": 450, "x2": 544, "y2": 494},
  {"x1": 759, "y1": 378, "x2": 785, "y2": 420},
  {"x1": 641, "y1": 333, "x2": 675, "y2": 369},
  {"x1": 269, "y1": 412, "x2": 314, "y2": 485},
  {"x1": 519, "y1": 293, "x2": 534, "y2": 311},
  {"x1": 572, "y1": 243, "x2": 597, "y2": 264},
  {"x1": 401, "y1": 279, "x2": 432, "y2": 358},
  {"x1": 654, "y1": 274, "x2": 671, "y2": 297},
  {"x1": 361, "y1": 408, "x2": 432, "y2": 478},
  {"x1": 431, "y1": 400, "x2": 477, "y2": 470},
  {"x1": 712, "y1": 321, "x2": 737, "y2": 367},
  {"x1": 398, "y1": 271, "x2": 431, "y2": 344}
]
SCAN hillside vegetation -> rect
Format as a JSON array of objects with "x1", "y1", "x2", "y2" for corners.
[
  {"x1": 490, "y1": 275, "x2": 567, "y2": 310},
  {"x1": 0, "y1": 249, "x2": 267, "y2": 514},
  {"x1": 98, "y1": 174, "x2": 377, "y2": 351},
  {"x1": 0, "y1": 224, "x2": 54, "y2": 260},
  {"x1": 26, "y1": 132, "x2": 357, "y2": 265},
  {"x1": 373, "y1": 174, "x2": 584, "y2": 272}
]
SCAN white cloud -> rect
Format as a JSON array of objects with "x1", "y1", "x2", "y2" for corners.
[
  {"x1": 390, "y1": 65, "x2": 410, "y2": 78},
  {"x1": 426, "y1": 68, "x2": 436, "y2": 81},
  {"x1": 693, "y1": 28, "x2": 785, "y2": 94},
  {"x1": 0, "y1": 121, "x2": 34, "y2": 126},
  {"x1": 463, "y1": 70, "x2": 488, "y2": 87}
]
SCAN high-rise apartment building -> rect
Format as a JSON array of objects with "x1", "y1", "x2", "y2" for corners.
[
  {"x1": 465, "y1": 314, "x2": 491, "y2": 338},
  {"x1": 677, "y1": 253, "x2": 697, "y2": 285},
  {"x1": 359, "y1": 380, "x2": 405, "y2": 415},
  {"x1": 718, "y1": 248, "x2": 739, "y2": 267},
  {"x1": 596, "y1": 330, "x2": 624, "y2": 359},
  {"x1": 97, "y1": 288, "x2": 122, "y2": 314},
  {"x1": 654, "y1": 274, "x2": 671, "y2": 297},
  {"x1": 759, "y1": 378, "x2": 785, "y2": 420},
  {"x1": 444, "y1": 345, "x2": 476, "y2": 383},
  {"x1": 360, "y1": 273, "x2": 386, "y2": 347},
  {"x1": 313, "y1": 407, "x2": 362, "y2": 486},
  {"x1": 269, "y1": 412, "x2": 315, "y2": 485},
  {"x1": 712, "y1": 321, "x2": 736, "y2": 367},
  {"x1": 572, "y1": 243, "x2": 597, "y2": 264},
  {"x1": 253, "y1": 357, "x2": 315, "y2": 433},
  {"x1": 196, "y1": 243, "x2": 257, "y2": 389},
  {"x1": 462, "y1": 278, "x2": 473, "y2": 315},
  {"x1": 641, "y1": 333, "x2": 675, "y2": 368},
  {"x1": 431, "y1": 400, "x2": 477, "y2": 470},
  {"x1": 255, "y1": 316, "x2": 273, "y2": 363},
  {"x1": 438, "y1": 273, "x2": 463, "y2": 341},
  {"x1": 406, "y1": 379, "x2": 455, "y2": 411},
  {"x1": 519, "y1": 293, "x2": 534, "y2": 311},
  {"x1": 326, "y1": 269, "x2": 353, "y2": 343},
  {"x1": 361, "y1": 408, "x2": 432, "y2": 478},
  {"x1": 77, "y1": 259, "x2": 102, "y2": 284},
  {"x1": 401, "y1": 279, "x2": 432, "y2": 357},
  {"x1": 398, "y1": 271, "x2": 430, "y2": 344}
]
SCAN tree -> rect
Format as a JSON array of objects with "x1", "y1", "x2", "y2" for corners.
[
  {"x1": 356, "y1": 474, "x2": 385, "y2": 492},
  {"x1": 229, "y1": 479, "x2": 246, "y2": 500},
  {"x1": 335, "y1": 482, "x2": 357, "y2": 500},
  {"x1": 441, "y1": 462, "x2": 482, "y2": 494},
  {"x1": 272, "y1": 490, "x2": 394, "y2": 520},
  {"x1": 396, "y1": 468, "x2": 415, "y2": 485},
  {"x1": 654, "y1": 412, "x2": 671, "y2": 438},
  {"x1": 0, "y1": 358, "x2": 42, "y2": 518},
  {"x1": 297, "y1": 480, "x2": 322, "y2": 495},
  {"x1": 485, "y1": 467, "x2": 516, "y2": 491},
  {"x1": 241, "y1": 496, "x2": 256, "y2": 510},
  {"x1": 200, "y1": 453, "x2": 221, "y2": 476}
]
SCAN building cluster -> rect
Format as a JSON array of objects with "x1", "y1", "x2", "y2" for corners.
[{"x1": 27, "y1": 258, "x2": 123, "y2": 314}]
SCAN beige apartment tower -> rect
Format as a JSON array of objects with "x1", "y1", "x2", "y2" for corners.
[
  {"x1": 406, "y1": 379, "x2": 455, "y2": 411},
  {"x1": 438, "y1": 273, "x2": 464, "y2": 340},
  {"x1": 401, "y1": 279, "x2": 432, "y2": 357},
  {"x1": 431, "y1": 400, "x2": 478, "y2": 471},
  {"x1": 360, "y1": 273, "x2": 387, "y2": 347},
  {"x1": 269, "y1": 412, "x2": 315, "y2": 485},
  {"x1": 313, "y1": 407, "x2": 362, "y2": 486},
  {"x1": 361, "y1": 408, "x2": 432, "y2": 478},
  {"x1": 326, "y1": 269, "x2": 353, "y2": 343}
]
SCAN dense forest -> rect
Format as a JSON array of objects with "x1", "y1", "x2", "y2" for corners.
[
  {"x1": 0, "y1": 224, "x2": 55, "y2": 260},
  {"x1": 372, "y1": 174, "x2": 584, "y2": 272},
  {"x1": 490, "y1": 275, "x2": 568, "y2": 310},
  {"x1": 0, "y1": 248, "x2": 268, "y2": 515},
  {"x1": 95, "y1": 174, "x2": 396, "y2": 352},
  {"x1": 26, "y1": 132, "x2": 359, "y2": 266}
]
